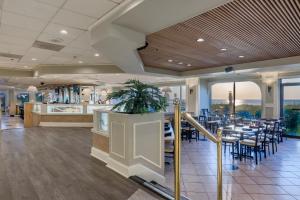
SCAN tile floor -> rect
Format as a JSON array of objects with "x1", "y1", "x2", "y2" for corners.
[{"x1": 165, "y1": 138, "x2": 300, "y2": 200}]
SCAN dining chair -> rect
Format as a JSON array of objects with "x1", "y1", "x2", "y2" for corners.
[
  {"x1": 240, "y1": 129, "x2": 262, "y2": 165},
  {"x1": 261, "y1": 124, "x2": 271, "y2": 158},
  {"x1": 267, "y1": 122, "x2": 278, "y2": 154},
  {"x1": 222, "y1": 129, "x2": 239, "y2": 160},
  {"x1": 164, "y1": 122, "x2": 175, "y2": 164}
]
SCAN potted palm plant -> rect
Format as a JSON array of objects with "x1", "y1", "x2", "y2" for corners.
[
  {"x1": 102, "y1": 80, "x2": 167, "y2": 184},
  {"x1": 107, "y1": 79, "x2": 167, "y2": 114}
]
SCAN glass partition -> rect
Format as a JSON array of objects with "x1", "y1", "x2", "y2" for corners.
[
  {"x1": 47, "y1": 104, "x2": 83, "y2": 114},
  {"x1": 98, "y1": 112, "x2": 109, "y2": 132},
  {"x1": 32, "y1": 103, "x2": 42, "y2": 113}
]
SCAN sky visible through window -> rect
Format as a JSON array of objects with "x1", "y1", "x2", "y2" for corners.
[{"x1": 212, "y1": 82, "x2": 261, "y2": 100}]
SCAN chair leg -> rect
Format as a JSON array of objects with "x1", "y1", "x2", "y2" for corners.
[
  {"x1": 259, "y1": 147, "x2": 262, "y2": 161},
  {"x1": 236, "y1": 142, "x2": 240, "y2": 157},
  {"x1": 272, "y1": 142, "x2": 275, "y2": 154},
  {"x1": 255, "y1": 147, "x2": 258, "y2": 165},
  {"x1": 263, "y1": 144, "x2": 267, "y2": 158},
  {"x1": 240, "y1": 145, "x2": 243, "y2": 161},
  {"x1": 232, "y1": 143, "x2": 234, "y2": 160}
]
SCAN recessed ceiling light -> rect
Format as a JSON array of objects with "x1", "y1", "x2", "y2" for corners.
[
  {"x1": 197, "y1": 38, "x2": 205, "y2": 42},
  {"x1": 187, "y1": 64, "x2": 192, "y2": 67},
  {"x1": 60, "y1": 29, "x2": 68, "y2": 35},
  {"x1": 178, "y1": 62, "x2": 183, "y2": 65},
  {"x1": 32, "y1": 58, "x2": 37, "y2": 61},
  {"x1": 238, "y1": 55, "x2": 245, "y2": 58},
  {"x1": 221, "y1": 48, "x2": 227, "y2": 51},
  {"x1": 94, "y1": 53, "x2": 100, "y2": 57},
  {"x1": 168, "y1": 59, "x2": 173, "y2": 62},
  {"x1": 78, "y1": 60, "x2": 83, "y2": 64}
]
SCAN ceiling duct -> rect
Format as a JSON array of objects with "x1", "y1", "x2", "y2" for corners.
[
  {"x1": 0, "y1": 52, "x2": 23, "y2": 61},
  {"x1": 32, "y1": 41, "x2": 65, "y2": 52}
]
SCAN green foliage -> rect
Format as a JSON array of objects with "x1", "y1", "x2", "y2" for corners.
[
  {"x1": 106, "y1": 80, "x2": 167, "y2": 114},
  {"x1": 211, "y1": 104, "x2": 262, "y2": 119},
  {"x1": 284, "y1": 107, "x2": 300, "y2": 130}
]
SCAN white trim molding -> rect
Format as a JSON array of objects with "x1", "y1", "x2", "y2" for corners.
[
  {"x1": 90, "y1": 147, "x2": 109, "y2": 163},
  {"x1": 39, "y1": 122, "x2": 93, "y2": 127},
  {"x1": 133, "y1": 120, "x2": 162, "y2": 168},
  {"x1": 110, "y1": 121, "x2": 126, "y2": 159},
  {"x1": 106, "y1": 157, "x2": 165, "y2": 185}
]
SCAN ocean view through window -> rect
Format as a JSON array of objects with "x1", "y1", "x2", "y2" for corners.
[{"x1": 211, "y1": 82, "x2": 262, "y2": 119}]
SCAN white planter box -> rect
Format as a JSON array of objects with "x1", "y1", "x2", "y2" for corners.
[{"x1": 92, "y1": 111, "x2": 165, "y2": 185}]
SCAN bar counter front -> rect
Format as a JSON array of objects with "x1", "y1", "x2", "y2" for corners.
[{"x1": 24, "y1": 102, "x2": 112, "y2": 128}]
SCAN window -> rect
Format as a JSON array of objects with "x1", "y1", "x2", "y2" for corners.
[
  {"x1": 211, "y1": 81, "x2": 262, "y2": 119},
  {"x1": 160, "y1": 85, "x2": 186, "y2": 112},
  {"x1": 281, "y1": 78, "x2": 300, "y2": 137}
]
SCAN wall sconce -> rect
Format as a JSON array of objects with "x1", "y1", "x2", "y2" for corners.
[
  {"x1": 267, "y1": 85, "x2": 272, "y2": 93},
  {"x1": 189, "y1": 88, "x2": 194, "y2": 94}
]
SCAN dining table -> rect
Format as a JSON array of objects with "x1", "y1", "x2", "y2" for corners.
[{"x1": 224, "y1": 124, "x2": 258, "y2": 140}]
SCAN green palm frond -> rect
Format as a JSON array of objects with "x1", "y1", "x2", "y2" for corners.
[{"x1": 107, "y1": 79, "x2": 167, "y2": 114}]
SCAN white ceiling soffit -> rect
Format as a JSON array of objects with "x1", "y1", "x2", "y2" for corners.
[
  {"x1": 90, "y1": 0, "x2": 231, "y2": 74},
  {"x1": 0, "y1": 0, "x2": 125, "y2": 70},
  {"x1": 114, "y1": 0, "x2": 232, "y2": 34},
  {"x1": 90, "y1": 0, "x2": 146, "y2": 74}
]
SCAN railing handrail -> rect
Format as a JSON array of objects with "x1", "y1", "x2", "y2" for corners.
[
  {"x1": 176, "y1": 111, "x2": 223, "y2": 200},
  {"x1": 182, "y1": 112, "x2": 221, "y2": 143}
]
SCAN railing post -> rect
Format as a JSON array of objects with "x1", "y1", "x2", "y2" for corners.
[
  {"x1": 173, "y1": 98, "x2": 181, "y2": 200},
  {"x1": 217, "y1": 128, "x2": 223, "y2": 200}
]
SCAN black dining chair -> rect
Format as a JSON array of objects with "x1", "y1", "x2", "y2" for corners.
[
  {"x1": 240, "y1": 128, "x2": 262, "y2": 165},
  {"x1": 222, "y1": 129, "x2": 239, "y2": 160},
  {"x1": 267, "y1": 122, "x2": 279, "y2": 154}
]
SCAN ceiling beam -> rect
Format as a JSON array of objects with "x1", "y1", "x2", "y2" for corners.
[
  {"x1": 0, "y1": 68, "x2": 33, "y2": 77},
  {"x1": 34, "y1": 65, "x2": 124, "y2": 76}
]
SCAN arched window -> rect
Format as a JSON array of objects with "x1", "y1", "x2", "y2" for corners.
[{"x1": 211, "y1": 81, "x2": 262, "y2": 119}]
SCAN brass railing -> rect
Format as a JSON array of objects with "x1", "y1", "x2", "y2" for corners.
[{"x1": 173, "y1": 100, "x2": 223, "y2": 200}]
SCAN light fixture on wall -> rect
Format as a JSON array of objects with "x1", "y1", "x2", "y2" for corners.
[
  {"x1": 267, "y1": 85, "x2": 272, "y2": 93},
  {"x1": 264, "y1": 77, "x2": 275, "y2": 94}
]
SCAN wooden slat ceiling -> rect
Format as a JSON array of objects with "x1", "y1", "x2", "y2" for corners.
[{"x1": 138, "y1": 0, "x2": 300, "y2": 72}]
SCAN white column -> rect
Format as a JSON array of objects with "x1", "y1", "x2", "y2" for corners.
[
  {"x1": 186, "y1": 78, "x2": 200, "y2": 116},
  {"x1": 9, "y1": 88, "x2": 16, "y2": 116},
  {"x1": 261, "y1": 73, "x2": 280, "y2": 119},
  {"x1": 185, "y1": 78, "x2": 211, "y2": 116}
]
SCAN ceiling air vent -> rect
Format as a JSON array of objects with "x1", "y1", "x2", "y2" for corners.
[
  {"x1": 32, "y1": 40, "x2": 65, "y2": 52},
  {"x1": 0, "y1": 52, "x2": 23, "y2": 61}
]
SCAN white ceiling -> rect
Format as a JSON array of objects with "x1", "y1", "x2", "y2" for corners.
[{"x1": 0, "y1": 0, "x2": 125, "y2": 69}]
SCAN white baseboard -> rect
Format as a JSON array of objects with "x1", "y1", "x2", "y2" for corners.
[
  {"x1": 90, "y1": 147, "x2": 109, "y2": 163},
  {"x1": 106, "y1": 157, "x2": 165, "y2": 185},
  {"x1": 39, "y1": 122, "x2": 93, "y2": 127},
  {"x1": 106, "y1": 157, "x2": 130, "y2": 178}
]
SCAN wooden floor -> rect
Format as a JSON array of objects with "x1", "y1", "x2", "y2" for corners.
[
  {"x1": 0, "y1": 127, "x2": 158, "y2": 200},
  {"x1": 0, "y1": 115, "x2": 24, "y2": 130}
]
